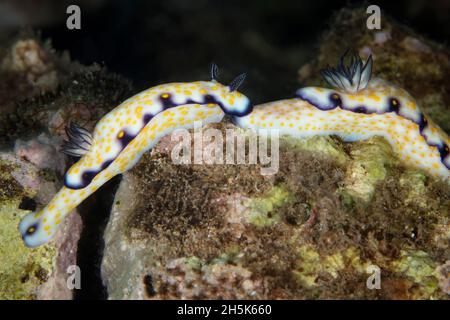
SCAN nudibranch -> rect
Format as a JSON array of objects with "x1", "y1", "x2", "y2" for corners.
[
  {"x1": 19, "y1": 64, "x2": 252, "y2": 247},
  {"x1": 234, "y1": 52, "x2": 450, "y2": 181}
]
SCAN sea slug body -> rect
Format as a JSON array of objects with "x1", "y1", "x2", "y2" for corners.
[
  {"x1": 234, "y1": 52, "x2": 450, "y2": 181},
  {"x1": 19, "y1": 64, "x2": 252, "y2": 247}
]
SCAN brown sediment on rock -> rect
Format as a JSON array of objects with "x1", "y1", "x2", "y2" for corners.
[
  {"x1": 126, "y1": 124, "x2": 274, "y2": 255},
  {"x1": 0, "y1": 161, "x2": 23, "y2": 201}
]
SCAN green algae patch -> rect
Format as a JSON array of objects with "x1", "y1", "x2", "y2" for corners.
[
  {"x1": 294, "y1": 245, "x2": 370, "y2": 288},
  {"x1": 0, "y1": 202, "x2": 57, "y2": 299},
  {"x1": 0, "y1": 156, "x2": 58, "y2": 299},
  {"x1": 246, "y1": 186, "x2": 293, "y2": 227},
  {"x1": 210, "y1": 246, "x2": 243, "y2": 265},
  {"x1": 183, "y1": 256, "x2": 202, "y2": 271},
  {"x1": 390, "y1": 250, "x2": 440, "y2": 298},
  {"x1": 342, "y1": 136, "x2": 397, "y2": 202},
  {"x1": 280, "y1": 135, "x2": 348, "y2": 165},
  {"x1": 398, "y1": 171, "x2": 429, "y2": 207}
]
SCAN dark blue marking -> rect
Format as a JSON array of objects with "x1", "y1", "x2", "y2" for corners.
[
  {"x1": 329, "y1": 93, "x2": 343, "y2": 108},
  {"x1": 159, "y1": 93, "x2": 177, "y2": 109},
  {"x1": 143, "y1": 114, "x2": 153, "y2": 125},
  {"x1": 81, "y1": 171, "x2": 96, "y2": 186},
  {"x1": 64, "y1": 158, "x2": 116, "y2": 189},
  {"x1": 118, "y1": 131, "x2": 134, "y2": 149},
  {"x1": 65, "y1": 170, "x2": 97, "y2": 190},
  {"x1": 224, "y1": 100, "x2": 253, "y2": 117},
  {"x1": 438, "y1": 144, "x2": 450, "y2": 169},
  {"x1": 388, "y1": 97, "x2": 400, "y2": 113},
  {"x1": 101, "y1": 160, "x2": 113, "y2": 170},
  {"x1": 164, "y1": 92, "x2": 252, "y2": 117},
  {"x1": 25, "y1": 223, "x2": 39, "y2": 236},
  {"x1": 295, "y1": 91, "x2": 335, "y2": 111},
  {"x1": 418, "y1": 114, "x2": 428, "y2": 132},
  {"x1": 354, "y1": 106, "x2": 366, "y2": 113},
  {"x1": 204, "y1": 94, "x2": 216, "y2": 104}
]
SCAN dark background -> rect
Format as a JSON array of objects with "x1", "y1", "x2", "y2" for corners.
[{"x1": 1, "y1": 0, "x2": 449, "y2": 103}]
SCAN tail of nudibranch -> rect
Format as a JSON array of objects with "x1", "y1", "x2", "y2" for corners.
[
  {"x1": 19, "y1": 210, "x2": 55, "y2": 248},
  {"x1": 19, "y1": 186, "x2": 85, "y2": 247}
]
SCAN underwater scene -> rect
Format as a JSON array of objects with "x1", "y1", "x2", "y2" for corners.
[{"x1": 0, "y1": 0, "x2": 449, "y2": 302}]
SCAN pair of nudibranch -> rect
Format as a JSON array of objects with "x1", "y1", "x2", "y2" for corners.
[{"x1": 19, "y1": 53, "x2": 450, "y2": 247}]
